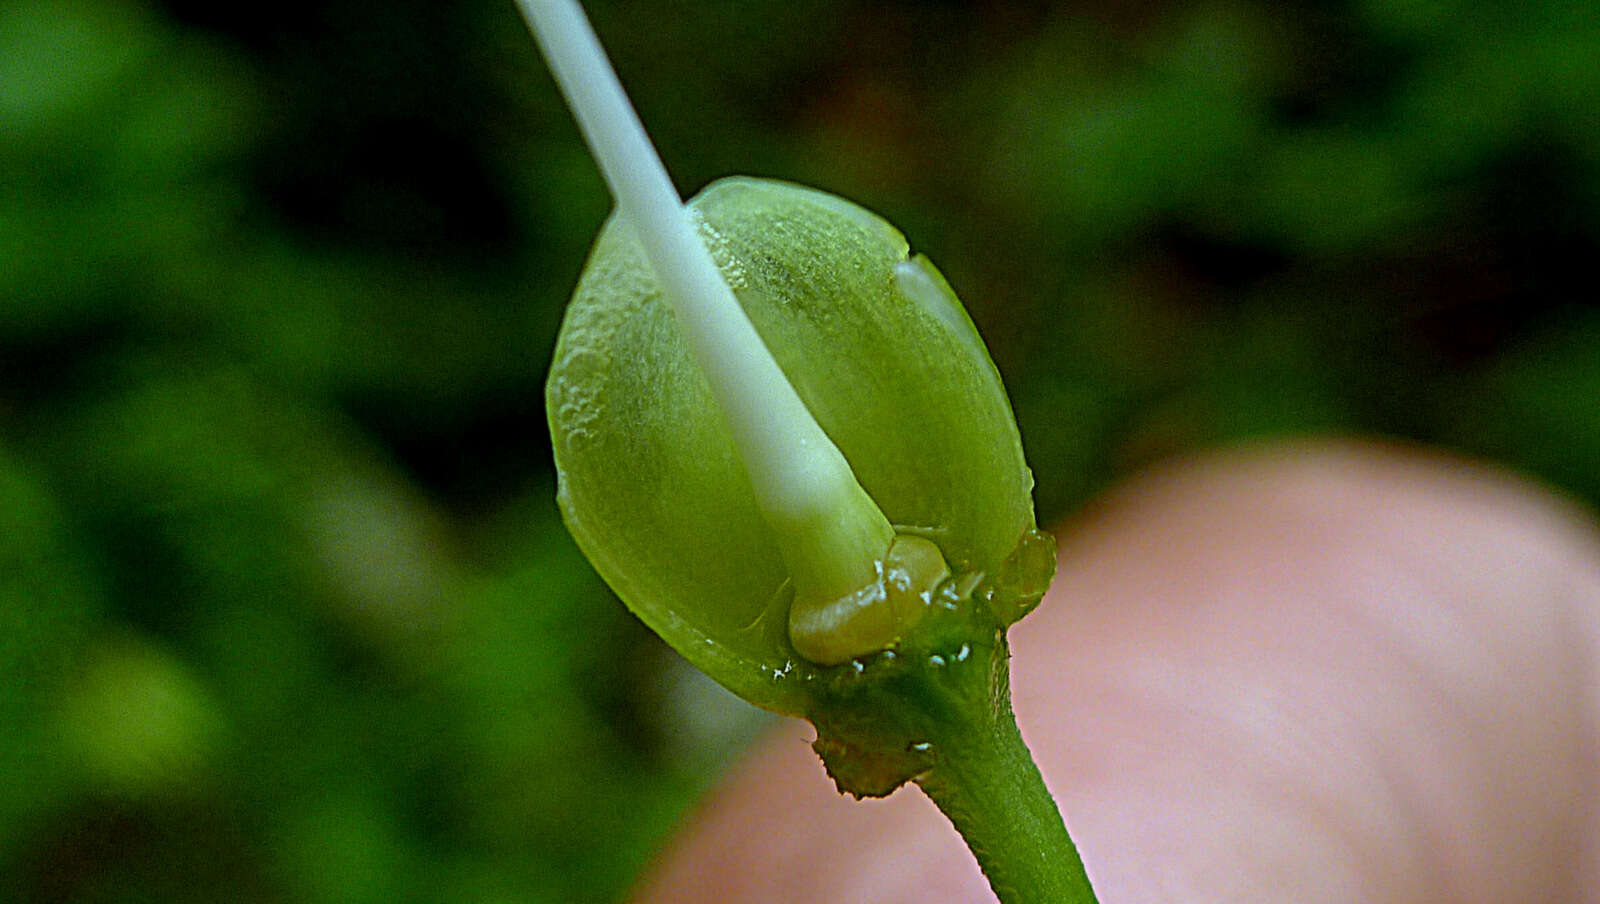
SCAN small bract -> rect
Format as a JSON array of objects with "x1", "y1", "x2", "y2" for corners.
[{"x1": 547, "y1": 177, "x2": 1050, "y2": 715}]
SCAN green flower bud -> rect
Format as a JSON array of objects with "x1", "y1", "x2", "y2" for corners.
[{"x1": 547, "y1": 177, "x2": 1052, "y2": 715}]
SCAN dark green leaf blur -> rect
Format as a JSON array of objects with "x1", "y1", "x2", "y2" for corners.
[{"x1": 3, "y1": 0, "x2": 1596, "y2": 900}]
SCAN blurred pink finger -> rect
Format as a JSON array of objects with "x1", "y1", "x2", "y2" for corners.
[{"x1": 636, "y1": 440, "x2": 1600, "y2": 904}]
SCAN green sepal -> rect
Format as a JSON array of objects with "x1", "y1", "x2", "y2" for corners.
[{"x1": 547, "y1": 177, "x2": 1048, "y2": 715}]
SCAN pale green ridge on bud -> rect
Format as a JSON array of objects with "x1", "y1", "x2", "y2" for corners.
[{"x1": 517, "y1": 0, "x2": 896, "y2": 642}]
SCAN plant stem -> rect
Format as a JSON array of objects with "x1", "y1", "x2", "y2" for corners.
[
  {"x1": 915, "y1": 694, "x2": 1098, "y2": 903},
  {"x1": 524, "y1": 6, "x2": 1098, "y2": 899},
  {"x1": 516, "y1": 0, "x2": 893, "y2": 612},
  {"x1": 809, "y1": 620, "x2": 1098, "y2": 903}
]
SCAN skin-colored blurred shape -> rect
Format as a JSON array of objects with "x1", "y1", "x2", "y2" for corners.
[{"x1": 634, "y1": 439, "x2": 1600, "y2": 904}]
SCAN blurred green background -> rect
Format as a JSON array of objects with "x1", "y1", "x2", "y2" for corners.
[{"x1": 3, "y1": 0, "x2": 1598, "y2": 900}]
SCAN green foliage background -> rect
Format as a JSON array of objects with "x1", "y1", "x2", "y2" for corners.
[{"x1": 3, "y1": 0, "x2": 1597, "y2": 900}]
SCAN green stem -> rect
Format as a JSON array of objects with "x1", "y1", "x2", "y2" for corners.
[
  {"x1": 807, "y1": 618, "x2": 1097, "y2": 903},
  {"x1": 915, "y1": 692, "x2": 1097, "y2": 903}
]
